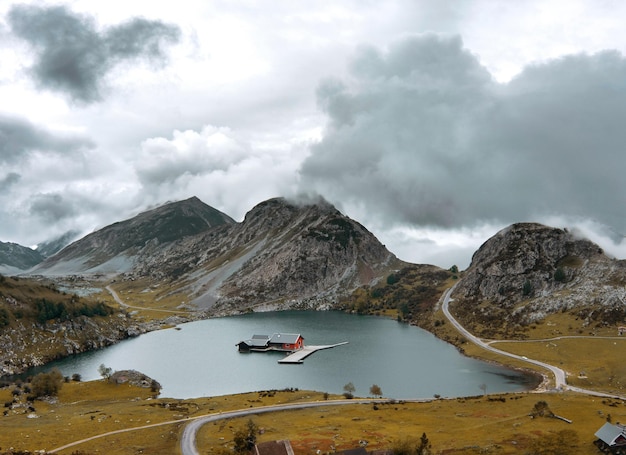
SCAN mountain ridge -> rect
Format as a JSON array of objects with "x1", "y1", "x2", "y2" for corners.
[{"x1": 24, "y1": 196, "x2": 404, "y2": 312}]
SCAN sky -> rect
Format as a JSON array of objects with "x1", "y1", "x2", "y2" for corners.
[{"x1": 1, "y1": 0, "x2": 626, "y2": 270}]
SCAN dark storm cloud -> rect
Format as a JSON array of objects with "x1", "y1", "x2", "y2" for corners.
[
  {"x1": 0, "y1": 114, "x2": 94, "y2": 163},
  {"x1": 0, "y1": 172, "x2": 20, "y2": 192},
  {"x1": 28, "y1": 193, "x2": 76, "y2": 223},
  {"x1": 300, "y1": 35, "x2": 626, "y2": 232},
  {"x1": 7, "y1": 4, "x2": 180, "y2": 103}
]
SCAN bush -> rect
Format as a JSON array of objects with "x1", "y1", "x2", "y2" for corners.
[
  {"x1": 554, "y1": 267, "x2": 566, "y2": 282},
  {"x1": 233, "y1": 419, "x2": 258, "y2": 454},
  {"x1": 30, "y1": 368, "x2": 64, "y2": 398}
]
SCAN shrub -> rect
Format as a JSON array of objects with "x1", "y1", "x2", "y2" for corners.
[
  {"x1": 554, "y1": 267, "x2": 566, "y2": 282},
  {"x1": 30, "y1": 368, "x2": 64, "y2": 398},
  {"x1": 233, "y1": 419, "x2": 258, "y2": 454}
]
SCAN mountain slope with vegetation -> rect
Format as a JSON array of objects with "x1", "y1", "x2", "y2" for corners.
[{"x1": 0, "y1": 275, "x2": 140, "y2": 376}]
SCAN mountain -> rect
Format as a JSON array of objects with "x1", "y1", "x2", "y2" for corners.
[
  {"x1": 32, "y1": 196, "x2": 403, "y2": 311},
  {"x1": 36, "y1": 230, "x2": 81, "y2": 258},
  {"x1": 0, "y1": 241, "x2": 43, "y2": 274},
  {"x1": 452, "y1": 222, "x2": 626, "y2": 338},
  {"x1": 32, "y1": 196, "x2": 235, "y2": 275},
  {"x1": 138, "y1": 197, "x2": 403, "y2": 311}
]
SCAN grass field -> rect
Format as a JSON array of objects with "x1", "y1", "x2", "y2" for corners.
[{"x1": 1, "y1": 380, "x2": 622, "y2": 454}]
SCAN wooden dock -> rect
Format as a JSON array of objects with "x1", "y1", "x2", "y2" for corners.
[{"x1": 278, "y1": 342, "x2": 348, "y2": 364}]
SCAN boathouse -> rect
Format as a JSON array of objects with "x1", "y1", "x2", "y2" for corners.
[
  {"x1": 594, "y1": 422, "x2": 626, "y2": 452},
  {"x1": 237, "y1": 333, "x2": 304, "y2": 353}
]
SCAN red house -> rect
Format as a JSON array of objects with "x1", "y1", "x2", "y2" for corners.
[{"x1": 269, "y1": 333, "x2": 304, "y2": 351}]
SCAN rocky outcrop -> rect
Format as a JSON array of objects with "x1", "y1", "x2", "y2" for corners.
[
  {"x1": 0, "y1": 314, "x2": 145, "y2": 377},
  {"x1": 453, "y1": 223, "x2": 626, "y2": 335}
]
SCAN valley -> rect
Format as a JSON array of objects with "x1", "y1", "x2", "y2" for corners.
[{"x1": 1, "y1": 197, "x2": 626, "y2": 453}]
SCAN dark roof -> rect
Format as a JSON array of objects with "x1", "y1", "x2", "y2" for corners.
[
  {"x1": 269, "y1": 333, "x2": 302, "y2": 344},
  {"x1": 595, "y1": 422, "x2": 626, "y2": 446},
  {"x1": 336, "y1": 448, "x2": 368, "y2": 455},
  {"x1": 240, "y1": 335, "x2": 270, "y2": 347},
  {"x1": 254, "y1": 440, "x2": 294, "y2": 455}
]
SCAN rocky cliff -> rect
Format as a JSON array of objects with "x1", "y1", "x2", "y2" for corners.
[
  {"x1": 453, "y1": 223, "x2": 626, "y2": 337},
  {"x1": 0, "y1": 315, "x2": 143, "y2": 377}
]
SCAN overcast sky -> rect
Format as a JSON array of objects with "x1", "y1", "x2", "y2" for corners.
[{"x1": 1, "y1": 0, "x2": 626, "y2": 269}]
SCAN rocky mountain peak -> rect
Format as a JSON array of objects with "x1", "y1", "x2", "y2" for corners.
[
  {"x1": 468, "y1": 222, "x2": 604, "y2": 276},
  {"x1": 454, "y1": 222, "x2": 626, "y2": 335}
]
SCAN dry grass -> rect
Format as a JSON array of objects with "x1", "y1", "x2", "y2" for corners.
[
  {"x1": 492, "y1": 337, "x2": 626, "y2": 393},
  {"x1": 2, "y1": 379, "x2": 620, "y2": 455}
]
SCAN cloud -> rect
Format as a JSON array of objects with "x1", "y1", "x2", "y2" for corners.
[
  {"x1": 135, "y1": 125, "x2": 308, "y2": 221},
  {"x1": 28, "y1": 192, "x2": 76, "y2": 223},
  {"x1": 0, "y1": 172, "x2": 20, "y2": 192},
  {"x1": 0, "y1": 114, "x2": 94, "y2": 163},
  {"x1": 300, "y1": 34, "x2": 626, "y2": 235},
  {"x1": 7, "y1": 4, "x2": 180, "y2": 103},
  {"x1": 136, "y1": 126, "x2": 251, "y2": 186}
]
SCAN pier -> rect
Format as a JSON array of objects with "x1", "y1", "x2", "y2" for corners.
[{"x1": 278, "y1": 342, "x2": 348, "y2": 364}]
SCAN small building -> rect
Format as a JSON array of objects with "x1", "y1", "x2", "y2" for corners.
[
  {"x1": 237, "y1": 333, "x2": 304, "y2": 353},
  {"x1": 253, "y1": 440, "x2": 295, "y2": 455},
  {"x1": 594, "y1": 422, "x2": 626, "y2": 452},
  {"x1": 618, "y1": 326, "x2": 626, "y2": 336}
]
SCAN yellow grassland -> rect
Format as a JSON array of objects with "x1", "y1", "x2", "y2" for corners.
[{"x1": 0, "y1": 381, "x2": 623, "y2": 454}]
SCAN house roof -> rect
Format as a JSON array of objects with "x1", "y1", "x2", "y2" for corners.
[
  {"x1": 240, "y1": 334, "x2": 270, "y2": 347},
  {"x1": 254, "y1": 440, "x2": 294, "y2": 455},
  {"x1": 595, "y1": 422, "x2": 626, "y2": 446},
  {"x1": 269, "y1": 333, "x2": 302, "y2": 344}
]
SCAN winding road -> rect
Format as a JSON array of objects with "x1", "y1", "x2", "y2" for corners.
[{"x1": 441, "y1": 285, "x2": 623, "y2": 398}]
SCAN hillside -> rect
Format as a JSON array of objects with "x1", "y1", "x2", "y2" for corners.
[
  {"x1": 32, "y1": 196, "x2": 235, "y2": 275},
  {"x1": 451, "y1": 223, "x2": 626, "y2": 339},
  {"x1": 0, "y1": 241, "x2": 43, "y2": 274},
  {"x1": 0, "y1": 275, "x2": 142, "y2": 376}
]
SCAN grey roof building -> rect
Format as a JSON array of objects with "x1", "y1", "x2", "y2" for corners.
[{"x1": 594, "y1": 422, "x2": 626, "y2": 452}]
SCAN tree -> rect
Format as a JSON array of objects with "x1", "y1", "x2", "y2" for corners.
[
  {"x1": 369, "y1": 384, "x2": 382, "y2": 398},
  {"x1": 392, "y1": 434, "x2": 432, "y2": 455},
  {"x1": 417, "y1": 432, "x2": 431, "y2": 455},
  {"x1": 98, "y1": 363, "x2": 112, "y2": 379},
  {"x1": 30, "y1": 368, "x2": 64, "y2": 398},
  {"x1": 554, "y1": 267, "x2": 566, "y2": 282},
  {"x1": 522, "y1": 280, "x2": 533, "y2": 296},
  {"x1": 343, "y1": 382, "x2": 355, "y2": 399},
  {"x1": 233, "y1": 419, "x2": 258, "y2": 454}
]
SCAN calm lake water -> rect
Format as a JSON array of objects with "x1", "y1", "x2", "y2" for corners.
[{"x1": 30, "y1": 311, "x2": 537, "y2": 399}]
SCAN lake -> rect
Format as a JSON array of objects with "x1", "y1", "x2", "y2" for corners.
[{"x1": 29, "y1": 311, "x2": 538, "y2": 399}]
